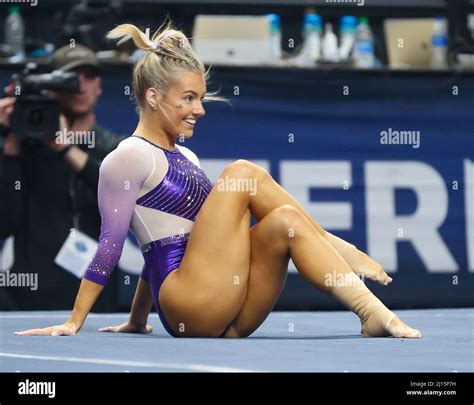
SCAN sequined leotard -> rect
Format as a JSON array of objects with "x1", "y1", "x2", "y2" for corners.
[{"x1": 84, "y1": 135, "x2": 212, "y2": 336}]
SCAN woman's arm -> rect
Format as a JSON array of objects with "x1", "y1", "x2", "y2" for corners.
[
  {"x1": 15, "y1": 279, "x2": 104, "y2": 336},
  {"x1": 68, "y1": 278, "x2": 106, "y2": 332},
  {"x1": 128, "y1": 277, "x2": 154, "y2": 327},
  {"x1": 99, "y1": 277, "x2": 154, "y2": 334},
  {"x1": 15, "y1": 140, "x2": 152, "y2": 336}
]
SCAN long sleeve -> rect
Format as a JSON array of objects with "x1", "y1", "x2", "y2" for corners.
[
  {"x1": 76, "y1": 127, "x2": 127, "y2": 190},
  {"x1": 83, "y1": 141, "x2": 152, "y2": 285}
]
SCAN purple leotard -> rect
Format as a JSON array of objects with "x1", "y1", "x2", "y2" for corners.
[{"x1": 84, "y1": 135, "x2": 212, "y2": 336}]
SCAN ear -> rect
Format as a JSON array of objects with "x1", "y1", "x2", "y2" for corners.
[{"x1": 145, "y1": 87, "x2": 162, "y2": 110}]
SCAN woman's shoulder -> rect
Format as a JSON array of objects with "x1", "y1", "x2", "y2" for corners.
[
  {"x1": 100, "y1": 136, "x2": 154, "y2": 176},
  {"x1": 106, "y1": 135, "x2": 151, "y2": 159}
]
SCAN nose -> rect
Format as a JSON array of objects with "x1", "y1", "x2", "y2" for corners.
[
  {"x1": 78, "y1": 73, "x2": 87, "y2": 93},
  {"x1": 193, "y1": 100, "x2": 205, "y2": 118}
]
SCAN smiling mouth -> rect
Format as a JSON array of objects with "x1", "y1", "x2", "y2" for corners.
[{"x1": 183, "y1": 118, "x2": 196, "y2": 126}]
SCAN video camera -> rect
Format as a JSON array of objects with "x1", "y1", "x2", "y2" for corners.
[{"x1": 4, "y1": 63, "x2": 79, "y2": 143}]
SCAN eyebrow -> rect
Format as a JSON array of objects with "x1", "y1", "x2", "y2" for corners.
[{"x1": 183, "y1": 90, "x2": 207, "y2": 97}]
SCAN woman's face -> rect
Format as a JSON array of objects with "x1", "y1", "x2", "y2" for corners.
[
  {"x1": 54, "y1": 66, "x2": 102, "y2": 117},
  {"x1": 155, "y1": 71, "x2": 206, "y2": 140}
]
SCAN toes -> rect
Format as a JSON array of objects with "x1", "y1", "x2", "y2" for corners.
[{"x1": 381, "y1": 276, "x2": 393, "y2": 286}]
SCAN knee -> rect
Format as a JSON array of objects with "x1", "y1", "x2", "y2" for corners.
[
  {"x1": 270, "y1": 205, "x2": 307, "y2": 239},
  {"x1": 222, "y1": 159, "x2": 270, "y2": 182}
]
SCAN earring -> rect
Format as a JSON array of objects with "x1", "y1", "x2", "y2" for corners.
[{"x1": 149, "y1": 103, "x2": 157, "y2": 111}]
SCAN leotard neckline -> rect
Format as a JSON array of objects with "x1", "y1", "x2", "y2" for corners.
[{"x1": 132, "y1": 135, "x2": 179, "y2": 154}]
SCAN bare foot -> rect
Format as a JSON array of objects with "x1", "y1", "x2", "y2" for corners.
[
  {"x1": 356, "y1": 251, "x2": 393, "y2": 286},
  {"x1": 361, "y1": 308, "x2": 422, "y2": 338}
]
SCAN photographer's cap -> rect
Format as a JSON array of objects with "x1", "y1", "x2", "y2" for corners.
[{"x1": 52, "y1": 44, "x2": 101, "y2": 74}]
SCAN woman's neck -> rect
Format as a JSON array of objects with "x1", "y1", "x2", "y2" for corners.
[{"x1": 133, "y1": 116, "x2": 176, "y2": 151}]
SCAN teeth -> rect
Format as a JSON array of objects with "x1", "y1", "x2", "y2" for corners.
[{"x1": 184, "y1": 119, "x2": 196, "y2": 125}]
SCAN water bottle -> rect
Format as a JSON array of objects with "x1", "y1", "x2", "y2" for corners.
[
  {"x1": 339, "y1": 16, "x2": 357, "y2": 61},
  {"x1": 4, "y1": 6, "x2": 25, "y2": 62},
  {"x1": 322, "y1": 23, "x2": 339, "y2": 62},
  {"x1": 468, "y1": 14, "x2": 474, "y2": 41},
  {"x1": 297, "y1": 13, "x2": 322, "y2": 67},
  {"x1": 431, "y1": 16, "x2": 448, "y2": 69},
  {"x1": 267, "y1": 13, "x2": 282, "y2": 62},
  {"x1": 353, "y1": 17, "x2": 375, "y2": 68}
]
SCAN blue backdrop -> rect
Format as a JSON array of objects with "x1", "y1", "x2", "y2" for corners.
[
  {"x1": 95, "y1": 66, "x2": 473, "y2": 309},
  {"x1": 2, "y1": 65, "x2": 473, "y2": 309}
]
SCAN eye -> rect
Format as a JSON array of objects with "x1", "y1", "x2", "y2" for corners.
[{"x1": 184, "y1": 95, "x2": 193, "y2": 102}]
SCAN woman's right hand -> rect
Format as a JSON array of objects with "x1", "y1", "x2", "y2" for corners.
[
  {"x1": 99, "y1": 321, "x2": 153, "y2": 334},
  {"x1": 14, "y1": 322, "x2": 78, "y2": 336},
  {"x1": 1, "y1": 97, "x2": 21, "y2": 156},
  {"x1": 0, "y1": 97, "x2": 15, "y2": 127}
]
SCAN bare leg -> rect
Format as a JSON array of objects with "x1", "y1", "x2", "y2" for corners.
[
  {"x1": 244, "y1": 164, "x2": 391, "y2": 285},
  {"x1": 223, "y1": 205, "x2": 421, "y2": 338},
  {"x1": 161, "y1": 160, "x2": 420, "y2": 338}
]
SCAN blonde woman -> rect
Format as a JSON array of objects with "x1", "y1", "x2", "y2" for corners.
[{"x1": 15, "y1": 23, "x2": 421, "y2": 339}]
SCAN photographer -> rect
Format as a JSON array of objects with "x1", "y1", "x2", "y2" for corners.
[{"x1": 0, "y1": 44, "x2": 126, "y2": 311}]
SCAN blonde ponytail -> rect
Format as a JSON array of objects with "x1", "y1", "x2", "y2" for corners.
[{"x1": 106, "y1": 21, "x2": 226, "y2": 111}]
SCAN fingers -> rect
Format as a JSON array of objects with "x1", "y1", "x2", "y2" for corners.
[
  {"x1": 98, "y1": 326, "x2": 117, "y2": 333},
  {"x1": 14, "y1": 325, "x2": 76, "y2": 336},
  {"x1": 0, "y1": 97, "x2": 16, "y2": 109},
  {"x1": 15, "y1": 327, "x2": 54, "y2": 336},
  {"x1": 0, "y1": 98, "x2": 15, "y2": 117},
  {"x1": 98, "y1": 324, "x2": 153, "y2": 334}
]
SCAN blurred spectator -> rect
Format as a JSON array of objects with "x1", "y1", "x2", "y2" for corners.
[{"x1": 0, "y1": 44, "x2": 126, "y2": 311}]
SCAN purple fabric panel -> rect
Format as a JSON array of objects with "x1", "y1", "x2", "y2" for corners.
[{"x1": 136, "y1": 149, "x2": 212, "y2": 221}]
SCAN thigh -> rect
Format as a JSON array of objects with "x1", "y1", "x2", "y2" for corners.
[
  {"x1": 222, "y1": 206, "x2": 294, "y2": 338},
  {"x1": 158, "y1": 161, "x2": 261, "y2": 336}
]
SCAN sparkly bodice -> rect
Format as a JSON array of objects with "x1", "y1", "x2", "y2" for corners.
[
  {"x1": 136, "y1": 148, "x2": 212, "y2": 222},
  {"x1": 83, "y1": 135, "x2": 212, "y2": 286}
]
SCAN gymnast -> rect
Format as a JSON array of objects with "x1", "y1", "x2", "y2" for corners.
[{"x1": 15, "y1": 22, "x2": 421, "y2": 339}]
